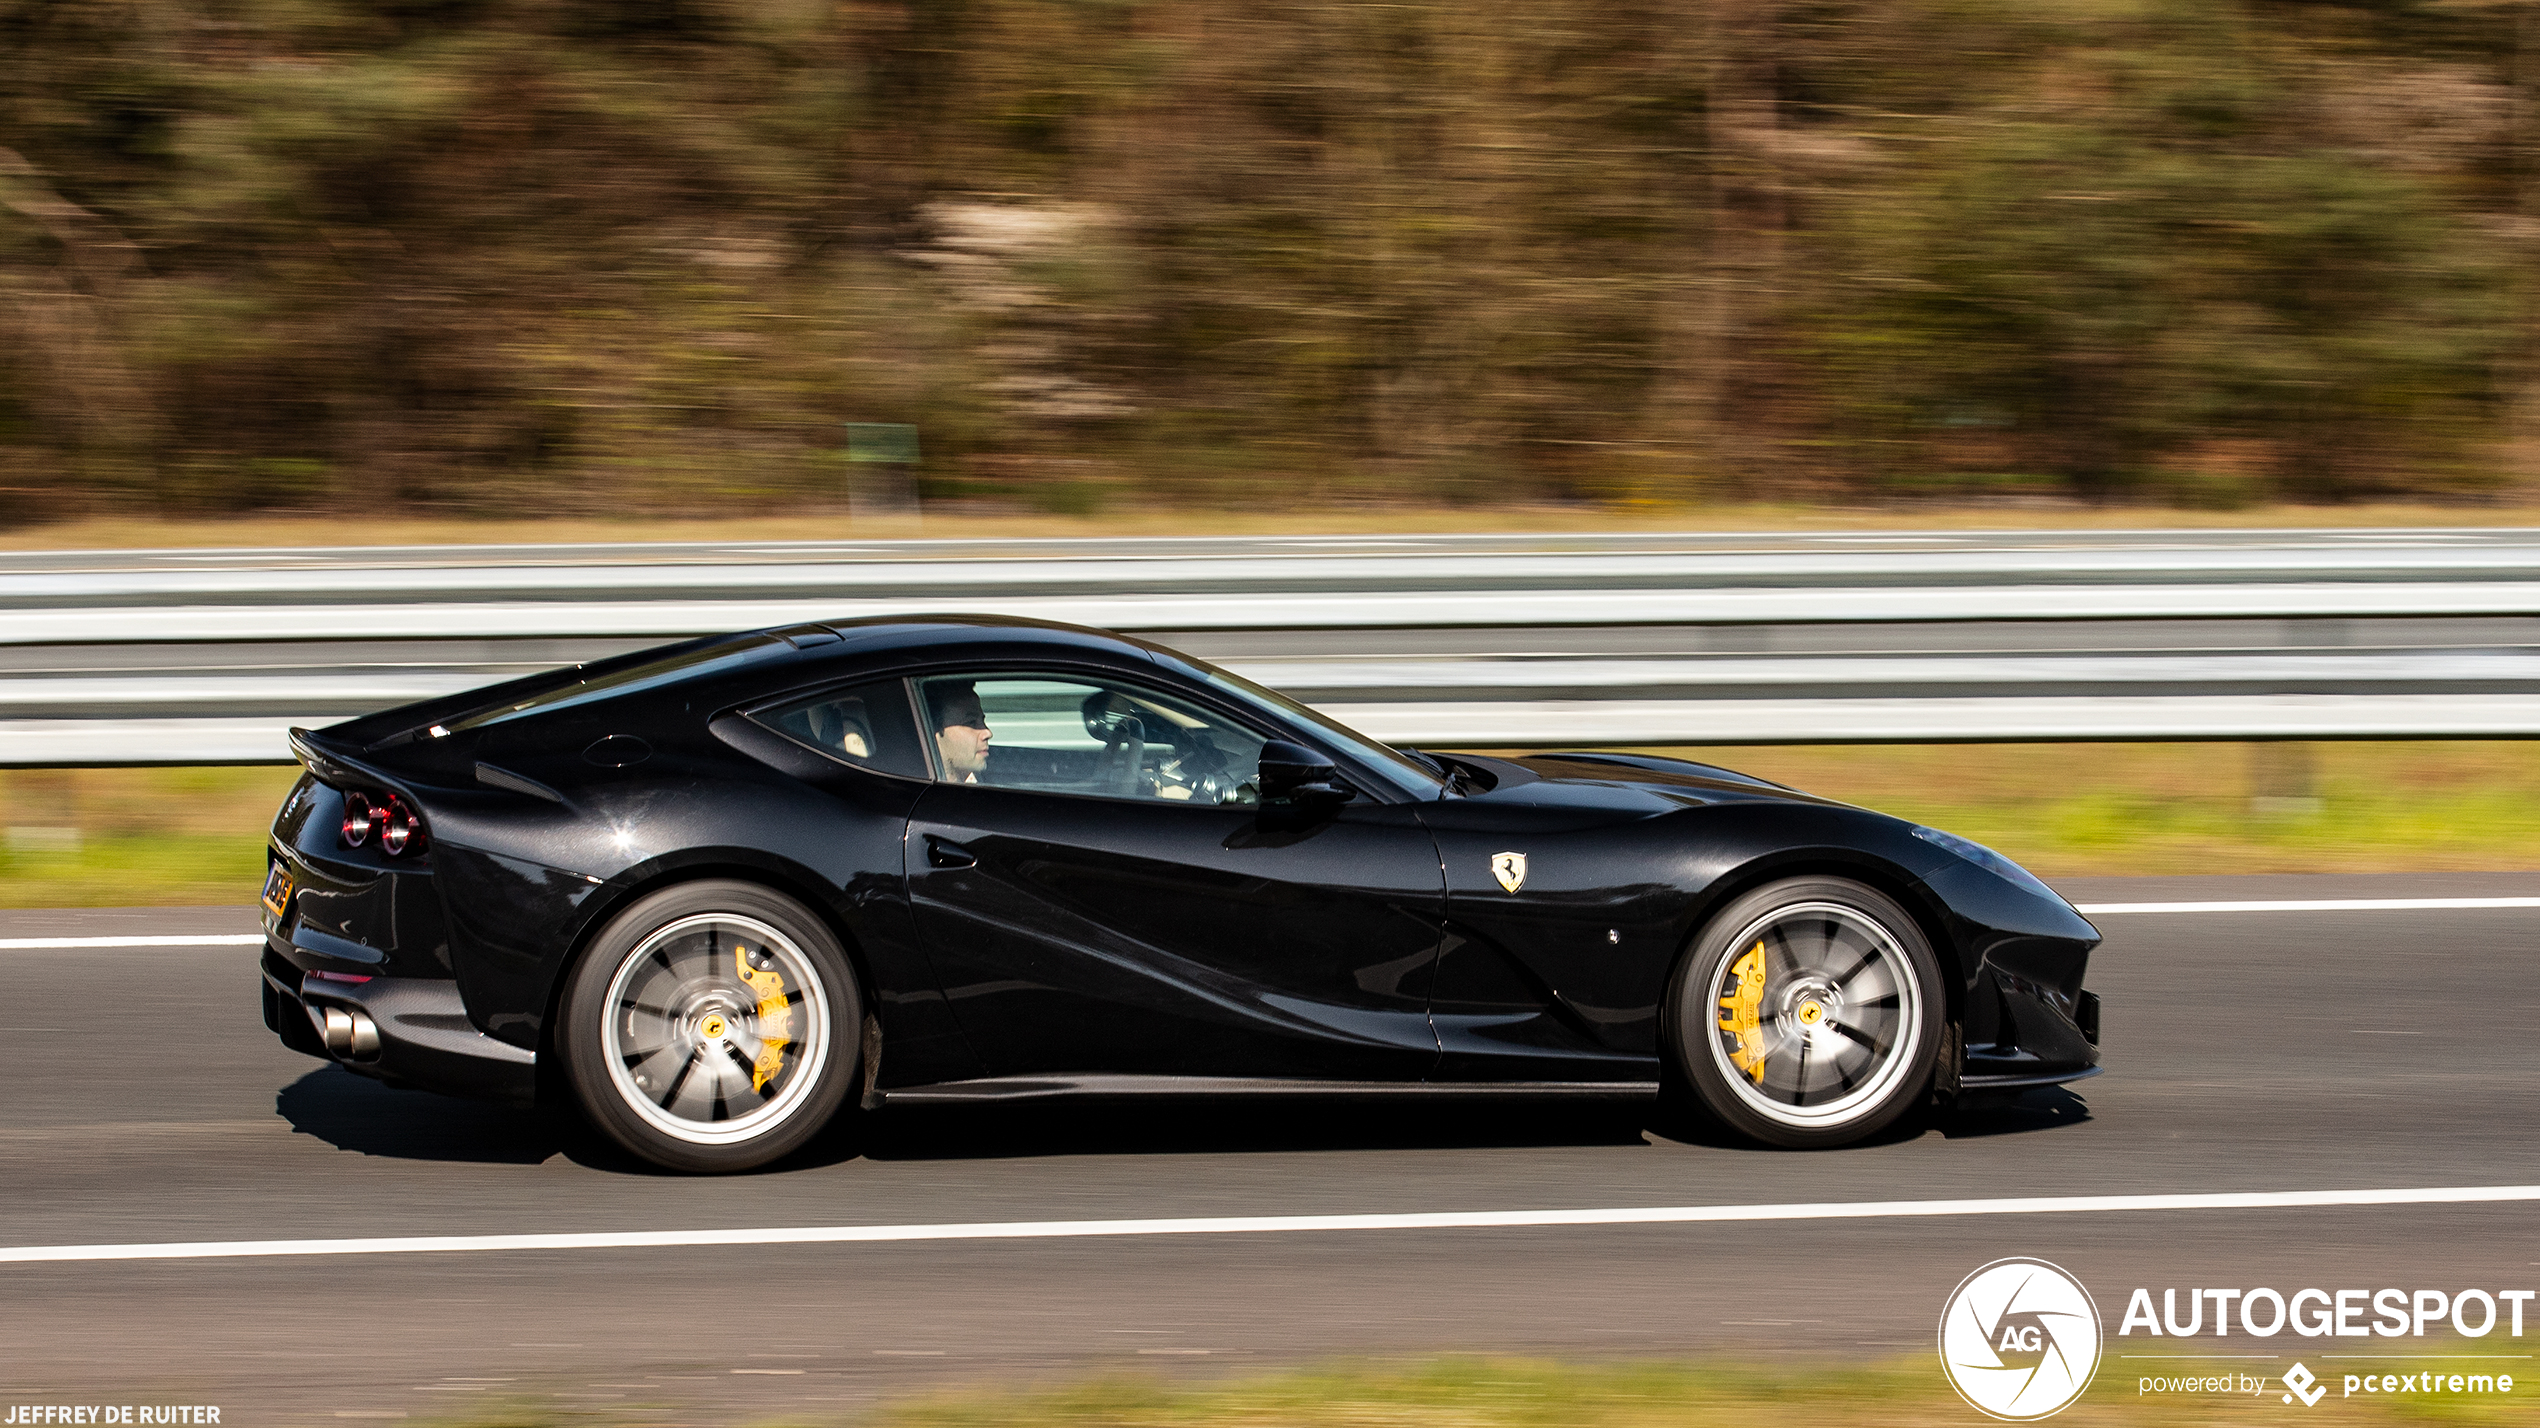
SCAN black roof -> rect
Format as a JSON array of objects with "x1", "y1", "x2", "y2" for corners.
[{"x1": 314, "y1": 615, "x2": 1171, "y2": 757}]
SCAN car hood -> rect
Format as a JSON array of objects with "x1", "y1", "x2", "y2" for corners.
[{"x1": 1443, "y1": 750, "x2": 1855, "y2": 811}]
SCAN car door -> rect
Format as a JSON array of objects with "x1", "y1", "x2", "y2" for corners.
[
  {"x1": 901, "y1": 667, "x2": 1446, "y2": 1081},
  {"x1": 717, "y1": 675, "x2": 986, "y2": 1087}
]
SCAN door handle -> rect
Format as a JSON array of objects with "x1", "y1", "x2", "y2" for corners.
[{"x1": 926, "y1": 835, "x2": 978, "y2": 870}]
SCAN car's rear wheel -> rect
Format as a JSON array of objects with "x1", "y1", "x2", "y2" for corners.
[
  {"x1": 1667, "y1": 876, "x2": 1943, "y2": 1149},
  {"x1": 560, "y1": 880, "x2": 859, "y2": 1173}
]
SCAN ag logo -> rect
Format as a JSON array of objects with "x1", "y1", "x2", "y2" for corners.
[
  {"x1": 1939, "y1": 1257, "x2": 2102, "y2": 1420},
  {"x1": 1490, "y1": 851, "x2": 1527, "y2": 893}
]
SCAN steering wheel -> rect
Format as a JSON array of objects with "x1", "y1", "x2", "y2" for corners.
[
  {"x1": 1080, "y1": 691, "x2": 1149, "y2": 745},
  {"x1": 1079, "y1": 691, "x2": 1147, "y2": 797}
]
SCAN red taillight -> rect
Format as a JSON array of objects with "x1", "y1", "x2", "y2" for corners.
[
  {"x1": 376, "y1": 793, "x2": 424, "y2": 857},
  {"x1": 339, "y1": 790, "x2": 424, "y2": 857}
]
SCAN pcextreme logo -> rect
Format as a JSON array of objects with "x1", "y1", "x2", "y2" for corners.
[
  {"x1": 2285, "y1": 1363, "x2": 2328, "y2": 1406},
  {"x1": 1939, "y1": 1257, "x2": 2104, "y2": 1420}
]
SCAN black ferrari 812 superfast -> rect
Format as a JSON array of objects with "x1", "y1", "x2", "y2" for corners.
[{"x1": 260, "y1": 616, "x2": 2101, "y2": 1171}]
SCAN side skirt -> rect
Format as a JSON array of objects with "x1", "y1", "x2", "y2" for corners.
[{"x1": 877, "y1": 1074, "x2": 1661, "y2": 1105}]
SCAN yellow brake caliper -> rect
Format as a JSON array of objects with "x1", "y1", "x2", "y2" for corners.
[
  {"x1": 735, "y1": 944, "x2": 792, "y2": 1094},
  {"x1": 1716, "y1": 941, "x2": 1769, "y2": 1084}
]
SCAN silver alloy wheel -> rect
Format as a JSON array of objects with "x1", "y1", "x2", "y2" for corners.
[
  {"x1": 600, "y1": 912, "x2": 832, "y2": 1146},
  {"x1": 1702, "y1": 899, "x2": 1924, "y2": 1130}
]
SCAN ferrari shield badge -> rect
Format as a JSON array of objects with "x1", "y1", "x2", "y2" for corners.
[{"x1": 1491, "y1": 851, "x2": 1528, "y2": 893}]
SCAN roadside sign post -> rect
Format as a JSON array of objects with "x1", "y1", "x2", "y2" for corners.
[{"x1": 844, "y1": 422, "x2": 920, "y2": 520}]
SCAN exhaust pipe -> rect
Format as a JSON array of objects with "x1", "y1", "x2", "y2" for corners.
[{"x1": 320, "y1": 1005, "x2": 381, "y2": 1062}]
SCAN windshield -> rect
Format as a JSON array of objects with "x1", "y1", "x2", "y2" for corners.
[{"x1": 1192, "y1": 663, "x2": 1446, "y2": 799}]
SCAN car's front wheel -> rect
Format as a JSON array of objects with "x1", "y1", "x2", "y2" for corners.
[
  {"x1": 1667, "y1": 876, "x2": 1943, "y2": 1149},
  {"x1": 559, "y1": 880, "x2": 860, "y2": 1173}
]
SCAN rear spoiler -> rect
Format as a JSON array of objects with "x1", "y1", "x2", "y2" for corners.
[
  {"x1": 287, "y1": 726, "x2": 382, "y2": 789},
  {"x1": 295, "y1": 724, "x2": 518, "y2": 806}
]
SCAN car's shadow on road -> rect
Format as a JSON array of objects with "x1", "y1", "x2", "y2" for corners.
[
  {"x1": 276, "y1": 1066, "x2": 1660, "y2": 1171},
  {"x1": 276, "y1": 1066, "x2": 568, "y2": 1165},
  {"x1": 279, "y1": 1064, "x2": 2091, "y2": 1173},
  {"x1": 1934, "y1": 1086, "x2": 2095, "y2": 1139},
  {"x1": 851, "y1": 1082, "x2": 2091, "y2": 1162},
  {"x1": 856, "y1": 1096, "x2": 1660, "y2": 1162},
  {"x1": 277, "y1": 1066, "x2": 685, "y2": 1174}
]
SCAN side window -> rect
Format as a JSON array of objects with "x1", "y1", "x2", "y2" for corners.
[
  {"x1": 761, "y1": 679, "x2": 929, "y2": 779},
  {"x1": 913, "y1": 673, "x2": 1269, "y2": 805}
]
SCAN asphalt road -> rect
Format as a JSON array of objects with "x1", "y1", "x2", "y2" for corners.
[{"x1": 1, "y1": 871, "x2": 2536, "y2": 1422}]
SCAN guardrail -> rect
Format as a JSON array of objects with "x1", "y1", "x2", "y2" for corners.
[{"x1": 7, "y1": 528, "x2": 2540, "y2": 763}]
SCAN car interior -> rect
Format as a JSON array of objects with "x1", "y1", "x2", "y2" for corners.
[{"x1": 927, "y1": 675, "x2": 1265, "y2": 804}]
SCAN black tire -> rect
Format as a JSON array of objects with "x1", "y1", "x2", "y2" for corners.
[
  {"x1": 559, "y1": 880, "x2": 861, "y2": 1173},
  {"x1": 1666, "y1": 876, "x2": 1944, "y2": 1149}
]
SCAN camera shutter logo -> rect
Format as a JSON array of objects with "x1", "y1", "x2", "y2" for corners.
[{"x1": 1939, "y1": 1257, "x2": 2103, "y2": 1420}]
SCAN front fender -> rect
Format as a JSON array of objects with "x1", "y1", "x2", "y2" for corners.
[
  {"x1": 1911, "y1": 859, "x2": 2101, "y2": 1082},
  {"x1": 1427, "y1": 798, "x2": 1956, "y2": 1072}
]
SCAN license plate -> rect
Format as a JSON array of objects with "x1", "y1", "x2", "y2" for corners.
[{"x1": 261, "y1": 861, "x2": 295, "y2": 920}]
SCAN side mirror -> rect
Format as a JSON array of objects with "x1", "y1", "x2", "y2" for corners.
[{"x1": 1257, "y1": 739, "x2": 1356, "y2": 806}]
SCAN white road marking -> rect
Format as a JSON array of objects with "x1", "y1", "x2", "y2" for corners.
[
  {"x1": 2076, "y1": 897, "x2": 2540, "y2": 914},
  {"x1": 3, "y1": 1184, "x2": 2536, "y2": 1266},
  {"x1": 0, "y1": 934, "x2": 262, "y2": 950}
]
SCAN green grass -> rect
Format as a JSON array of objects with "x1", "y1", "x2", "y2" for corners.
[
  {"x1": 5, "y1": 743, "x2": 2538, "y2": 908},
  {"x1": 0, "y1": 766, "x2": 299, "y2": 908},
  {"x1": 0, "y1": 832, "x2": 280, "y2": 908},
  {"x1": 404, "y1": 1356, "x2": 2536, "y2": 1428},
  {"x1": 1644, "y1": 741, "x2": 2540, "y2": 877},
  {"x1": 870, "y1": 1358, "x2": 2531, "y2": 1428}
]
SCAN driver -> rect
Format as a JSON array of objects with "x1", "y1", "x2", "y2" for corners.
[{"x1": 929, "y1": 681, "x2": 992, "y2": 783}]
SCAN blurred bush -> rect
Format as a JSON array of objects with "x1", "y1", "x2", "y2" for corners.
[{"x1": 0, "y1": 0, "x2": 2529, "y2": 518}]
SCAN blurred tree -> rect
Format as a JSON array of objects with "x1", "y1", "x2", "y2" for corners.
[
  {"x1": 1798, "y1": 0, "x2": 2514, "y2": 503},
  {"x1": 0, "y1": 0, "x2": 2524, "y2": 517}
]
